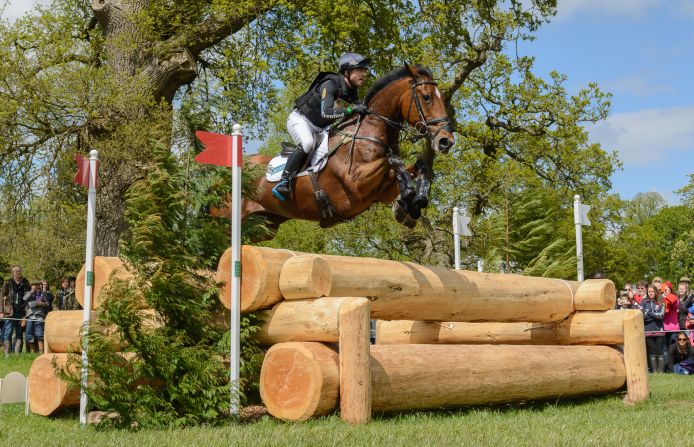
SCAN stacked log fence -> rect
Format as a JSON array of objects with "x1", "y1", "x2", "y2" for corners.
[{"x1": 28, "y1": 246, "x2": 649, "y2": 420}]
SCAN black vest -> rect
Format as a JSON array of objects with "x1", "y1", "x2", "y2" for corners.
[{"x1": 294, "y1": 72, "x2": 357, "y2": 128}]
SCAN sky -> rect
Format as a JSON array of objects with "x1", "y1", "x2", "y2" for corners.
[{"x1": 3, "y1": 0, "x2": 693, "y2": 203}]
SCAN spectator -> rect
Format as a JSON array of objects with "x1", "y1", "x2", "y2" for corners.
[
  {"x1": 661, "y1": 281, "x2": 680, "y2": 346},
  {"x1": 54, "y1": 278, "x2": 68, "y2": 310},
  {"x1": 40, "y1": 280, "x2": 54, "y2": 311},
  {"x1": 1, "y1": 265, "x2": 30, "y2": 357},
  {"x1": 24, "y1": 281, "x2": 50, "y2": 353},
  {"x1": 668, "y1": 331, "x2": 694, "y2": 375},
  {"x1": 61, "y1": 277, "x2": 81, "y2": 310},
  {"x1": 677, "y1": 279, "x2": 693, "y2": 333},
  {"x1": 617, "y1": 290, "x2": 636, "y2": 309},
  {"x1": 641, "y1": 285, "x2": 666, "y2": 373},
  {"x1": 633, "y1": 281, "x2": 647, "y2": 305}
]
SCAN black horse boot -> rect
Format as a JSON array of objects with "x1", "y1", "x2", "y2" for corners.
[{"x1": 272, "y1": 148, "x2": 309, "y2": 202}]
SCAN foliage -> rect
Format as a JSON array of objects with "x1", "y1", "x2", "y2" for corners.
[{"x1": 56, "y1": 137, "x2": 264, "y2": 429}]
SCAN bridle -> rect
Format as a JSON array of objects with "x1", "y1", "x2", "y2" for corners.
[{"x1": 366, "y1": 77, "x2": 454, "y2": 147}]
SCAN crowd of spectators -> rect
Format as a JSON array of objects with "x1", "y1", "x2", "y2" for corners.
[
  {"x1": 0, "y1": 265, "x2": 81, "y2": 358},
  {"x1": 616, "y1": 276, "x2": 694, "y2": 374}
]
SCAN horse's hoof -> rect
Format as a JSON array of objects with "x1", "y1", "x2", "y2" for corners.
[
  {"x1": 402, "y1": 214, "x2": 417, "y2": 228},
  {"x1": 392, "y1": 201, "x2": 407, "y2": 223}
]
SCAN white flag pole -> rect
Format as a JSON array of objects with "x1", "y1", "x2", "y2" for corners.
[
  {"x1": 452, "y1": 207, "x2": 461, "y2": 270},
  {"x1": 230, "y1": 124, "x2": 242, "y2": 416},
  {"x1": 79, "y1": 149, "x2": 98, "y2": 427},
  {"x1": 573, "y1": 194, "x2": 584, "y2": 281}
]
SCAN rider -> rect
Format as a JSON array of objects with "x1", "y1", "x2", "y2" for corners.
[{"x1": 272, "y1": 53, "x2": 371, "y2": 202}]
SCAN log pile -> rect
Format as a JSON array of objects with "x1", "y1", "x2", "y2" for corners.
[
  {"x1": 215, "y1": 246, "x2": 648, "y2": 423},
  {"x1": 29, "y1": 245, "x2": 648, "y2": 422}
]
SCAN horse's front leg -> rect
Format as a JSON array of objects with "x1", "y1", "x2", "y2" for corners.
[{"x1": 412, "y1": 143, "x2": 435, "y2": 215}]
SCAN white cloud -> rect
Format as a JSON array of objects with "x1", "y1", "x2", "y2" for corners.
[
  {"x1": 603, "y1": 74, "x2": 673, "y2": 97},
  {"x1": 589, "y1": 105, "x2": 694, "y2": 165}
]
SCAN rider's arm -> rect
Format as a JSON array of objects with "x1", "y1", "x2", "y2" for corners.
[{"x1": 320, "y1": 80, "x2": 349, "y2": 119}]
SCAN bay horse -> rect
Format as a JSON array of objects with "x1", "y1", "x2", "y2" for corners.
[{"x1": 237, "y1": 63, "x2": 454, "y2": 233}]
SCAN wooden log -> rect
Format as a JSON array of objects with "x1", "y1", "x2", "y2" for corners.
[
  {"x1": 44, "y1": 310, "x2": 163, "y2": 353},
  {"x1": 259, "y1": 342, "x2": 339, "y2": 421},
  {"x1": 376, "y1": 310, "x2": 626, "y2": 345},
  {"x1": 260, "y1": 342, "x2": 626, "y2": 419},
  {"x1": 338, "y1": 298, "x2": 371, "y2": 425},
  {"x1": 279, "y1": 255, "x2": 332, "y2": 299},
  {"x1": 28, "y1": 353, "x2": 79, "y2": 416},
  {"x1": 44, "y1": 310, "x2": 97, "y2": 353},
  {"x1": 255, "y1": 298, "x2": 347, "y2": 345},
  {"x1": 216, "y1": 246, "x2": 296, "y2": 312},
  {"x1": 622, "y1": 309, "x2": 649, "y2": 404},
  {"x1": 76, "y1": 257, "x2": 133, "y2": 310},
  {"x1": 280, "y1": 253, "x2": 615, "y2": 322}
]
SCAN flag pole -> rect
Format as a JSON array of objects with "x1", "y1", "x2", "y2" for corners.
[
  {"x1": 230, "y1": 124, "x2": 242, "y2": 416},
  {"x1": 573, "y1": 194, "x2": 584, "y2": 281},
  {"x1": 452, "y1": 207, "x2": 461, "y2": 270},
  {"x1": 79, "y1": 149, "x2": 98, "y2": 427}
]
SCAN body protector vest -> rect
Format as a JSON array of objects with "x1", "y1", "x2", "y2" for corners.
[{"x1": 294, "y1": 72, "x2": 359, "y2": 129}]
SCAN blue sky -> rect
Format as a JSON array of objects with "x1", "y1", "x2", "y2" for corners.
[
  {"x1": 518, "y1": 0, "x2": 694, "y2": 203},
  {"x1": 4, "y1": 1, "x2": 693, "y2": 203}
]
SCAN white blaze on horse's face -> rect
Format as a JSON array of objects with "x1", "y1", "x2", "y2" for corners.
[{"x1": 435, "y1": 87, "x2": 442, "y2": 100}]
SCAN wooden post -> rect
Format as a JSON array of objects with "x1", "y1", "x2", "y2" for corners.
[
  {"x1": 338, "y1": 298, "x2": 371, "y2": 425},
  {"x1": 279, "y1": 255, "x2": 332, "y2": 299},
  {"x1": 622, "y1": 309, "x2": 649, "y2": 404}
]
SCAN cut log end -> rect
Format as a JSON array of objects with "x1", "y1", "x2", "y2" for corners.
[
  {"x1": 574, "y1": 279, "x2": 616, "y2": 311},
  {"x1": 28, "y1": 354, "x2": 79, "y2": 416},
  {"x1": 260, "y1": 342, "x2": 339, "y2": 421},
  {"x1": 279, "y1": 255, "x2": 333, "y2": 299}
]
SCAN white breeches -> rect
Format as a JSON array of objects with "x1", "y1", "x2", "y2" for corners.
[{"x1": 287, "y1": 110, "x2": 324, "y2": 154}]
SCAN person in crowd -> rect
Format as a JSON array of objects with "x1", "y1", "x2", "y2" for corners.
[
  {"x1": 61, "y1": 276, "x2": 81, "y2": 310},
  {"x1": 652, "y1": 276, "x2": 663, "y2": 294},
  {"x1": 661, "y1": 281, "x2": 680, "y2": 347},
  {"x1": 677, "y1": 278, "x2": 693, "y2": 333},
  {"x1": 24, "y1": 281, "x2": 51, "y2": 353},
  {"x1": 633, "y1": 281, "x2": 647, "y2": 305},
  {"x1": 40, "y1": 280, "x2": 54, "y2": 310},
  {"x1": 617, "y1": 290, "x2": 636, "y2": 309},
  {"x1": 1, "y1": 265, "x2": 30, "y2": 357},
  {"x1": 668, "y1": 331, "x2": 694, "y2": 375},
  {"x1": 641, "y1": 285, "x2": 666, "y2": 373},
  {"x1": 54, "y1": 277, "x2": 74, "y2": 310}
]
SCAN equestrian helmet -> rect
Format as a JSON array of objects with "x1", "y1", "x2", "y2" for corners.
[{"x1": 339, "y1": 52, "x2": 371, "y2": 73}]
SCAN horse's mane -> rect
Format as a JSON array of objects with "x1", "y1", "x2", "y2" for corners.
[{"x1": 364, "y1": 65, "x2": 433, "y2": 105}]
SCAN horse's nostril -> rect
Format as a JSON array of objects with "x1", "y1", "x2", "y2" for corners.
[{"x1": 438, "y1": 138, "x2": 452, "y2": 153}]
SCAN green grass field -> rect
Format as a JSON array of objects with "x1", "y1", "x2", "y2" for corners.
[{"x1": 1, "y1": 353, "x2": 693, "y2": 446}]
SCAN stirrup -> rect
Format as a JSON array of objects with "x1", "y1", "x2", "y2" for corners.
[{"x1": 272, "y1": 180, "x2": 290, "y2": 202}]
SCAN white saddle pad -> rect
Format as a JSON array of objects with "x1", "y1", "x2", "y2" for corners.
[{"x1": 265, "y1": 131, "x2": 330, "y2": 182}]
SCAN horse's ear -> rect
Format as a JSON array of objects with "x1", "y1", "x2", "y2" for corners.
[{"x1": 404, "y1": 62, "x2": 419, "y2": 79}]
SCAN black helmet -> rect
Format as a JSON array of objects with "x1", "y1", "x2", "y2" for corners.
[{"x1": 339, "y1": 52, "x2": 371, "y2": 73}]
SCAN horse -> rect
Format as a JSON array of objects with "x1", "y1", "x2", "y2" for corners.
[{"x1": 235, "y1": 63, "x2": 454, "y2": 233}]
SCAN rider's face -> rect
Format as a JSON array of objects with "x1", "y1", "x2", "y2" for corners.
[{"x1": 347, "y1": 67, "x2": 369, "y2": 87}]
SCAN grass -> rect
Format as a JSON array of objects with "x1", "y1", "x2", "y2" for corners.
[
  {"x1": 1, "y1": 353, "x2": 693, "y2": 447},
  {"x1": 0, "y1": 351, "x2": 39, "y2": 378}
]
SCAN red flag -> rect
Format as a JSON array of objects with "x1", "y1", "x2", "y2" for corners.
[
  {"x1": 74, "y1": 154, "x2": 90, "y2": 188},
  {"x1": 194, "y1": 131, "x2": 242, "y2": 167}
]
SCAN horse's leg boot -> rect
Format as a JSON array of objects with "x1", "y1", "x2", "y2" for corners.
[{"x1": 272, "y1": 149, "x2": 309, "y2": 202}]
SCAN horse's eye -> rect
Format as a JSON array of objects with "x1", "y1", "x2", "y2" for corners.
[{"x1": 422, "y1": 94, "x2": 432, "y2": 103}]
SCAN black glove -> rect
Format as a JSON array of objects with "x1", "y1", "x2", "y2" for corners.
[{"x1": 349, "y1": 103, "x2": 368, "y2": 115}]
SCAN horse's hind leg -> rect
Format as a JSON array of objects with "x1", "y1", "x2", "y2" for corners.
[{"x1": 392, "y1": 201, "x2": 417, "y2": 228}]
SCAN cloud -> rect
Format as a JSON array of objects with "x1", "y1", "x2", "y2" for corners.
[
  {"x1": 603, "y1": 75, "x2": 673, "y2": 97},
  {"x1": 589, "y1": 106, "x2": 694, "y2": 165}
]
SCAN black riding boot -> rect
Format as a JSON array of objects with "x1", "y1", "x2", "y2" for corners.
[{"x1": 272, "y1": 148, "x2": 309, "y2": 202}]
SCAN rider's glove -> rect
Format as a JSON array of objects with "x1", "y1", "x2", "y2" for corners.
[{"x1": 348, "y1": 104, "x2": 368, "y2": 115}]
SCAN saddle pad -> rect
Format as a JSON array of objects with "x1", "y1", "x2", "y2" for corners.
[{"x1": 265, "y1": 130, "x2": 330, "y2": 182}]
